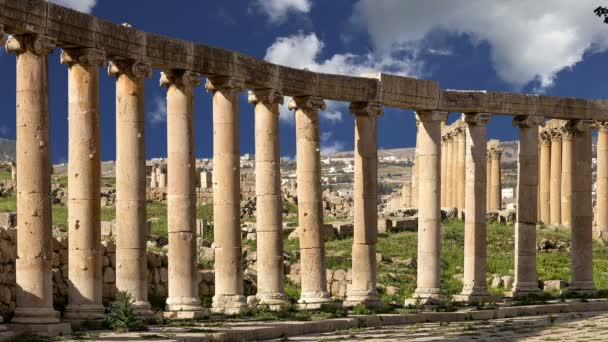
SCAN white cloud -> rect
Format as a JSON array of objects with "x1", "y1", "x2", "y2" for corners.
[
  {"x1": 320, "y1": 131, "x2": 345, "y2": 155},
  {"x1": 265, "y1": 32, "x2": 421, "y2": 124},
  {"x1": 352, "y1": 0, "x2": 608, "y2": 89},
  {"x1": 148, "y1": 96, "x2": 166, "y2": 124},
  {"x1": 49, "y1": 0, "x2": 97, "y2": 14},
  {"x1": 255, "y1": 0, "x2": 311, "y2": 23}
]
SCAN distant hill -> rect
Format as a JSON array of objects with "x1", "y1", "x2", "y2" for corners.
[{"x1": 0, "y1": 138, "x2": 15, "y2": 161}]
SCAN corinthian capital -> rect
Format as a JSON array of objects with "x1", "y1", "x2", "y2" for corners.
[
  {"x1": 248, "y1": 88, "x2": 284, "y2": 105},
  {"x1": 288, "y1": 96, "x2": 326, "y2": 112},
  {"x1": 350, "y1": 102, "x2": 383, "y2": 117},
  {"x1": 461, "y1": 112, "x2": 491, "y2": 126},
  {"x1": 539, "y1": 130, "x2": 551, "y2": 145},
  {"x1": 205, "y1": 76, "x2": 244, "y2": 93},
  {"x1": 160, "y1": 70, "x2": 202, "y2": 88},
  {"x1": 597, "y1": 121, "x2": 608, "y2": 133},
  {"x1": 60, "y1": 48, "x2": 106, "y2": 67},
  {"x1": 512, "y1": 115, "x2": 545, "y2": 128},
  {"x1": 6, "y1": 34, "x2": 56, "y2": 56},
  {"x1": 108, "y1": 60, "x2": 152, "y2": 79}
]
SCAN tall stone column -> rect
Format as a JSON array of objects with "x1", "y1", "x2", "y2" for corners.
[
  {"x1": 109, "y1": 60, "x2": 153, "y2": 317},
  {"x1": 486, "y1": 150, "x2": 492, "y2": 209},
  {"x1": 539, "y1": 131, "x2": 551, "y2": 224},
  {"x1": 412, "y1": 125, "x2": 419, "y2": 209},
  {"x1": 7, "y1": 34, "x2": 61, "y2": 324},
  {"x1": 249, "y1": 89, "x2": 288, "y2": 309},
  {"x1": 489, "y1": 146, "x2": 503, "y2": 211},
  {"x1": 289, "y1": 96, "x2": 332, "y2": 309},
  {"x1": 207, "y1": 76, "x2": 248, "y2": 314},
  {"x1": 549, "y1": 129, "x2": 562, "y2": 225},
  {"x1": 511, "y1": 115, "x2": 543, "y2": 297},
  {"x1": 161, "y1": 70, "x2": 205, "y2": 319},
  {"x1": 597, "y1": 122, "x2": 608, "y2": 239},
  {"x1": 456, "y1": 127, "x2": 466, "y2": 211},
  {"x1": 407, "y1": 111, "x2": 447, "y2": 305},
  {"x1": 440, "y1": 134, "x2": 448, "y2": 208},
  {"x1": 569, "y1": 120, "x2": 596, "y2": 294},
  {"x1": 560, "y1": 125, "x2": 573, "y2": 228},
  {"x1": 445, "y1": 134, "x2": 454, "y2": 208},
  {"x1": 62, "y1": 48, "x2": 106, "y2": 321},
  {"x1": 402, "y1": 183, "x2": 412, "y2": 208},
  {"x1": 345, "y1": 102, "x2": 383, "y2": 307},
  {"x1": 150, "y1": 166, "x2": 158, "y2": 188},
  {"x1": 454, "y1": 113, "x2": 493, "y2": 304}
]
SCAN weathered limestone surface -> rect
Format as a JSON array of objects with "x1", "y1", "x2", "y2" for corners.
[
  {"x1": 249, "y1": 89, "x2": 288, "y2": 309},
  {"x1": 454, "y1": 113, "x2": 493, "y2": 304},
  {"x1": 511, "y1": 115, "x2": 543, "y2": 296},
  {"x1": 407, "y1": 111, "x2": 446, "y2": 305},
  {"x1": 110, "y1": 60, "x2": 153, "y2": 318},
  {"x1": 62, "y1": 47, "x2": 106, "y2": 321},
  {"x1": 440, "y1": 132, "x2": 448, "y2": 208},
  {"x1": 597, "y1": 122, "x2": 608, "y2": 239},
  {"x1": 162, "y1": 70, "x2": 205, "y2": 319},
  {"x1": 560, "y1": 124, "x2": 573, "y2": 228},
  {"x1": 488, "y1": 140, "x2": 502, "y2": 211},
  {"x1": 445, "y1": 134, "x2": 454, "y2": 208},
  {"x1": 539, "y1": 130, "x2": 551, "y2": 224},
  {"x1": 208, "y1": 76, "x2": 248, "y2": 314},
  {"x1": 7, "y1": 33, "x2": 60, "y2": 325},
  {"x1": 290, "y1": 96, "x2": 332, "y2": 309},
  {"x1": 456, "y1": 128, "x2": 466, "y2": 210},
  {"x1": 549, "y1": 128, "x2": 562, "y2": 226},
  {"x1": 345, "y1": 102, "x2": 383, "y2": 307}
]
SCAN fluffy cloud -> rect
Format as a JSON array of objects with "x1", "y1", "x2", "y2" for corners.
[
  {"x1": 49, "y1": 0, "x2": 97, "y2": 13},
  {"x1": 352, "y1": 0, "x2": 608, "y2": 89},
  {"x1": 265, "y1": 33, "x2": 422, "y2": 123},
  {"x1": 148, "y1": 96, "x2": 167, "y2": 124},
  {"x1": 255, "y1": 0, "x2": 311, "y2": 23},
  {"x1": 320, "y1": 131, "x2": 346, "y2": 155}
]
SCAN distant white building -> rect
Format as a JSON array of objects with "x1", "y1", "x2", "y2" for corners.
[
  {"x1": 382, "y1": 156, "x2": 398, "y2": 163},
  {"x1": 502, "y1": 188, "x2": 514, "y2": 200}
]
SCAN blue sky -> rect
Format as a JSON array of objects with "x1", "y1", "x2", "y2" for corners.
[{"x1": 1, "y1": 0, "x2": 608, "y2": 163}]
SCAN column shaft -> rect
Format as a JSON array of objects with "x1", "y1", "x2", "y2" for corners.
[
  {"x1": 345, "y1": 103, "x2": 383, "y2": 307},
  {"x1": 110, "y1": 61, "x2": 153, "y2": 317},
  {"x1": 549, "y1": 131, "x2": 562, "y2": 225},
  {"x1": 560, "y1": 127, "x2": 573, "y2": 228},
  {"x1": 489, "y1": 149, "x2": 502, "y2": 211},
  {"x1": 408, "y1": 111, "x2": 446, "y2": 305},
  {"x1": 511, "y1": 116, "x2": 543, "y2": 296},
  {"x1": 456, "y1": 129, "x2": 466, "y2": 211},
  {"x1": 446, "y1": 137, "x2": 454, "y2": 207},
  {"x1": 597, "y1": 123, "x2": 608, "y2": 238},
  {"x1": 486, "y1": 151, "x2": 492, "y2": 209},
  {"x1": 440, "y1": 135, "x2": 448, "y2": 208},
  {"x1": 162, "y1": 70, "x2": 204, "y2": 318},
  {"x1": 289, "y1": 96, "x2": 332, "y2": 309},
  {"x1": 62, "y1": 48, "x2": 106, "y2": 320},
  {"x1": 8, "y1": 34, "x2": 60, "y2": 324},
  {"x1": 208, "y1": 76, "x2": 248, "y2": 314},
  {"x1": 454, "y1": 113, "x2": 492, "y2": 304},
  {"x1": 249, "y1": 89, "x2": 288, "y2": 308},
  {"x1": 539, "y1": 132, "x2": 551, "y2": 224},
  {"x1": 570, "y1": 121, "x2": 595, "y2": 293}
]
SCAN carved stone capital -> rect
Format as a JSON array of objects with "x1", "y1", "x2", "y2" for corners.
[
  {"x1": 539, "y1": 130, "x2": 551, "y2": 145},
  {"x1": 60, "y1": 48, "x2": 106, "y2": 67},
  {"x1": 512, "y1": 115, "x2": 545, "y2": 128},
  {"x1": 6, "y1": 34, "x2": 56, "y2": 56},
  {"x1": 560, "y1": 124, "x2": 574, "y2": 141},
  {"x1": 549, "y1": 128, "x2": 562, "y2": 141},
  {"x1": 288, "y1": 96, "x2": 326, "y2": 112},
  {"x1": 350, "y1": 102, "x2": 383, "y2": 117},
  {"x1": 461, "y1": 113, "x2": 491, "y2": 126},
  {"x1": 416, "y1": 110, "x2": 447, "y2": 123},
  {"x1": 248, "y1": 88, "x2": 284, "y2": 105},
  {"x1": 108, "y1": 60, "x2": 152, "y2": 79},
  {"x1": 205, "y1": 76, "x2": 244, "y2": 93},
  {"x1": 597, "y1": 121, "x2": 608, "y2": 133},
  {"x1": 570, "y1": 120, "x2": 594, "y2": 132},
  {"x1": 160, "y1": 70, "x2": 202, "y2": 88}
]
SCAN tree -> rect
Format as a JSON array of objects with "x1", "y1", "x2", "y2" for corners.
[{"x1": 594, "y1": 6, "x2": 608, "y2": 23}]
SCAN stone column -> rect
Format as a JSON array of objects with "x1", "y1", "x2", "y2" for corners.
[
  {"x1": 345, "y1": 102, "x2": 383, "y2": 307},
  {"x1": 150, "y1": 167, "x2": 158, "y2": 188},
  {"x1": 161, "y1": 70, "x2": 205, "y2": 319},
  {"x1": 412, "y1": 127, "x2": 419, "y2": 209},
  {"x1": 401, "y1": 183, "x2": 412, "y2": 208},
  {"x1": 597, "y1": 122, "x2": 608, "y2": 239},
  {"x1": 539, "y1": 131, "x2": 551, "y2": 224},
  {"x1": 289, "y1": 96, "x2": 332, "y2": 309},
  {"x1": 560, "y1": 125, "x2": 573, "y2": 228},
  {"x1": 62, "y1": 48, "x2": 106, "y2": 321},
  {"x1": 456, "y1": 127, "x2": 466, "y2": 211},
  {"x1": 207, "y1": 76, "x2": 248, "y2": 314},
  {"x1": 249, "y1": 89, "x2": 288, "y2": 309},
  {"x1": 407, "y1": 111, "x2": 447, "y2": 305},
  {"x1": 445, "y1": 134, "x2": 454, "y2": 208},
  {"x1": 109, "y1": 60, "x2": 153, "y2": 317},
  {"x1": 511, "y1": 116, "x2": 543, "y2": 297},
  {"x1": 569, "y1": 120, "x2": 596, "y2": 294},
  {"x1": 159, "y1": 170, "x2": 167, "y2": 188},
  {"x1": 549, "y1": 129, "x2": 562, "y2": 225},
  {"x1": 454, "y1": 113, "x2": 493, "y2": 304},
  {"x1": 7, "y1": 33, "x2": 61, "y2": 324},
  {"x1": 486, "y1": 150, "x2": 492, "y2": 209},
  {"x1": 440, "y1": 134, "x2": 448, "y2": 208},
  {"x1": 489, "y1": 146, "x2": 503, "y2": 211}
]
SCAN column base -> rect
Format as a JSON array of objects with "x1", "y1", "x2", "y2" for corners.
[
  {"x1": 211, "y1": 294, "x2": 248, "y2": 315},
  {"x1": 165, "y1": 297, "x2": 207, "y2": 320},
  {"x1": 452, "y1": 289, "x2": 495, "y2": 305},
  {"x1": 344, "y1": 290, "x2": 382, "y2": 308},
  {"x1": 506, "y1": 282, "x2": 542, "y2": 298},
  {"x1": 256, "y1": 293, "x2": 290, "y2": 311},
  {"x1": 297, "y1": 291, "x2": 333, "y2": 310},
  {"x1": 132, "y1": 300, "x2": 155, "y2": 320},
  {"x1": 404, "y1": 288, "x2": 445, "y2": 306},
  {"x1": 566, "y1": 281, "x2": 597, "y2": 296},
  {"x1": 7, "y1": 322, "x2": 71, "y2": 338},
  {"x1": 11, "y1": 307, "x2": 60, "y2": 324},
  {"x1": 65, "y1": 304, "x2": 105, "y2": 320}
]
